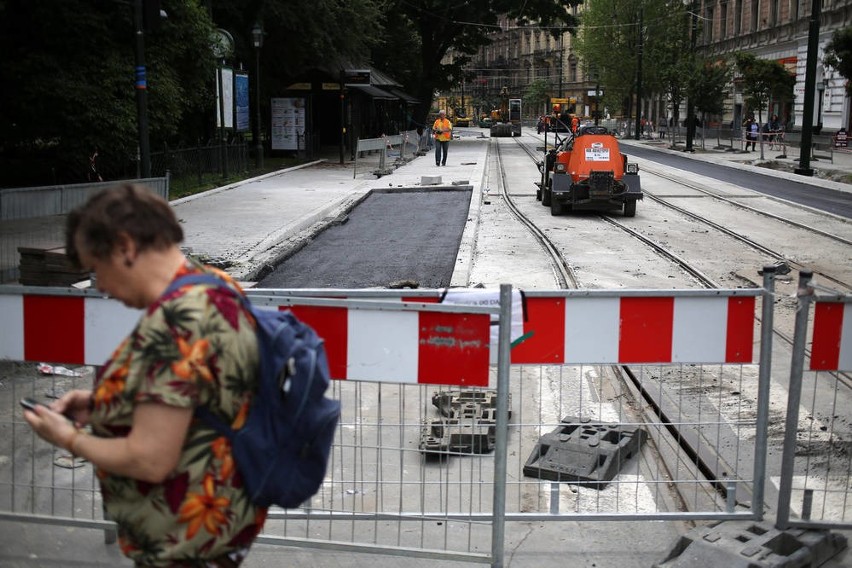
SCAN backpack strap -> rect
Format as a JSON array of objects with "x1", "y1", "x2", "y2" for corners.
[
  {"x1": 162, "y1": 272, "x2": 248, "y2": 440},
  {"x1": 163, "y1": 273, "x2": 248, "y2": 309}
]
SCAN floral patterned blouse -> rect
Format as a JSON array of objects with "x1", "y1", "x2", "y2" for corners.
[{"x1": 90, "y1": 261, "x2": 267, "y2": 566}]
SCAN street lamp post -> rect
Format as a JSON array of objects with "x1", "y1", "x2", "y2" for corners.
[
  {"x1": 817, "y1": 73, "x2": 829, "y2": 132},
  {"x1": 795, "y1": 0, "x2": 822, "y2": 176},
  {"x1": 133, "y1": 0, "x2": 151, "y2": 178},
  {"x1": 252, "y1": 23, "x2": 264, "y2": 170}
]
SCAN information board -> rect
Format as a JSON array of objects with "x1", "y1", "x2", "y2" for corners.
[
  {"x1": 271, "y1": 97, "x2": 306, "y2": 151},
  {"x1": 235, "y1": 73, "x2": 249, "y2": 132}
]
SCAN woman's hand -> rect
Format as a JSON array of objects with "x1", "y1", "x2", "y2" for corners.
[
  {"x1": 22, "y1": 404, "x2": 79, "y2": 453},
  {"x1": 51, "y1": 389, "x2": 94, "y2": 427}
]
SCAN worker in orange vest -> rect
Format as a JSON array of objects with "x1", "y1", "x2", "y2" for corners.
[{"x1": 433, "y1": 109, "x2": 453, "y2": 166}]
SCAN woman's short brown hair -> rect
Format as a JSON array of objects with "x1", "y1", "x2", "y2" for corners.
[{"x1": 66, "y1": 184, "x2": 183, "y2": 268}]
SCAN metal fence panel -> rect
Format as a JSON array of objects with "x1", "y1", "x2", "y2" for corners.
[
  {"x1": 777, "y1": 279, "x2": 852, "y2": 531},
  {"x1": 0, "y1": 179, "x2": 168, "y2": 284},
  {"x1": 353, "y1": 131, "x2": 423, "y2": 179},
  {"x1": 0, "y1": 285, "x2": 779, "y2": 562},
  {"x1": 0, "y1": 289, "x2": 504, "y2": 564},
  {"x1": 501, "y1": 362, "x2": 760, "y2": 521}
]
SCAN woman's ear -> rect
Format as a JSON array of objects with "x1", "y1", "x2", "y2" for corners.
[{"x1": 116, "y1": 232, "x2": 138, "y2": 267}]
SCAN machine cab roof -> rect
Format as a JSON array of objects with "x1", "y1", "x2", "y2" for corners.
[{"x1": 556, "y1": 126, "x2": 625, "y2": 182}]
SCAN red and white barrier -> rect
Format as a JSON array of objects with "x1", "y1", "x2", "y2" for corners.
[
  {"x1": 810, "y1": 301, "x2": 852, "y2": 371},
  {"x1": 0, "y1": 289, "x2": 758, "y2": 387},
  {"x1": 0, "y1": 292, "x2": 492, "y2": 387},
  {"x1": 287, "y1": 305, "x2": 489, "y2": 385},
  {"x1": 0, "y1": 293, "x2": 141, "y2": 366},
  {"x1": 511, "y1": 295, "x2": 755, "y2": 365}
]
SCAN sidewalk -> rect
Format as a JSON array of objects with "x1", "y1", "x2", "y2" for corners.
[{"x1": 172, "y1": 132, "x2": 490, "y2": 283}]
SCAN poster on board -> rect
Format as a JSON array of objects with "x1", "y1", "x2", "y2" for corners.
[
  {"x1": 235, "y1": 73, "x2": 249, "y2": 132},
  {"x1": 271, "y1": 97, "x2": 306, "y2": 150},
  {"x1": 215, "y1": 67, "x2": 234, "y2": 129}
]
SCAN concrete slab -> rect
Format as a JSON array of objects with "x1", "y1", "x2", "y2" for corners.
[
  {"x1": 523, "y1": 416, "x2": 646, "y2": 487},
  {"x1": 654, "y1": 519, "x2": 849, "y2": 568}
]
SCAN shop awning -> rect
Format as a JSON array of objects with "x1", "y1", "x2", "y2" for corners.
[
  {"x1": 387, "y1": 88, "x2": 420, "y2": 105},
  {"x1": 349, "y1": 85, "x2": 398, "y2": 100}
]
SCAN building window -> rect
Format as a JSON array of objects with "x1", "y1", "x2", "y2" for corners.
[
  {"x1": 721, "y1": 1, "x2": 729, "y2": 38},
  {"x1": 735, "y1": 0, "x2": 743, "y2": 34},
  {"x1": 770, "y1": 0, "x2": 778, "y2": 26},
  {"x1": 751, "y1": 0, "x2": 759, "y2": 32},
  {"x1": 705, "y1": 5, "x2": 715, "y2": 41}
]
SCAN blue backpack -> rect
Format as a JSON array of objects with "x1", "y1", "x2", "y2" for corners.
[{"x1": 164, "y1": 273, "x2": 341, "y2": 508}]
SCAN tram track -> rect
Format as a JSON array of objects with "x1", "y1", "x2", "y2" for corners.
[
  {"x1": 493, "y1": 136, "x2": 744, "y2": 509},
  {"x1": 517, "y1": 134, "x2": 852, "y2": 292},
  {"x1": 512, "y1": 134, "x2": 852, "y2": 393},
  {"x1": 502, "y1": 132, "x2": 852, "y2": 505},
  {"x1": 638, "y1": 165, "x2": 852, "y2": 292}
]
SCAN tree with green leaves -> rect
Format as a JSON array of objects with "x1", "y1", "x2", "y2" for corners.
[
  {"x1": 0, "y1": 0, "x2": 218, "y2": 185},
  {"x1": 376, "y1": 0, "x2": 581, "y2": 125},
  {"x1": 650, "y1": 3, "x2": 694, "y2": 138},
  {"x1": 824, "y1": 26, "x2": 852, "y2": 95},
  {"x1": 688, "y1": 57, "x2": 732, "y2": 148},
  {"x1": 734, "y1": 52, "x2": 794, "y2": 127},
  {"x1": 524, "y1": 79, "x2": 552, "y2": 118},
  {"x1": 576, "y1": 0, "x2": 691, "y2": 123},
  {"x1": 734, "y1": 52, "x2": 793, "y2": 158},
  {"x1": 0, "y1": 0, "x2": 385, "y2": 186}
]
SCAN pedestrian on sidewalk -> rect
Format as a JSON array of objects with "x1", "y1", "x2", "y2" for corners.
[
  {"x1": 22, "y1": 184, "x2": 267, "y2": 567},
  {"x1": 433, "y1": 109, "x2": 453, "y2": 166},
  {"x1": 744, "y1": 115, "x2": 758, "y2": 151}
]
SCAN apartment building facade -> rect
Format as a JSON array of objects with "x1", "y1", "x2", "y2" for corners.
[
  {"x1": 699, "y1": 0, "x2": 852, "y2": 133},
  {"x1": 447, "y1": 1, "x2": 851, "y2": 133}
]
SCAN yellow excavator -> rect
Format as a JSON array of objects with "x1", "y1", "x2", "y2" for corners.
[{"x1": 489, "y1": 87, "x2": 522, "y2": 137}]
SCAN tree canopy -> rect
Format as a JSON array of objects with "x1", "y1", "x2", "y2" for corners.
[
  {"x1": 0, "y1": 0, "x2": 384, "y2": 186},
  {"x1": 0, "y1": 0, "x2": 600, "y2": 185},
  {"x1": 0, "y1": 0, "x2": 216, "y2": 184},
  {"x1": 734, "y1": 52, "x2": 794, "y2": 124},
  {"x1": 377, "y1": 0, "x2": 581, "y2": 124},
  {"x1": 824, "y1": 26, "x2": 852, "y2": 95},
  {"x1": 576, "y1": 0, "x2": 692, "y2": 119}
]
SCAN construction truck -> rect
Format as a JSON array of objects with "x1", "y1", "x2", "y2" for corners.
[
  {"x1": 489, "y1": 87, "x2": 522, "y2": 137},
  {"x1": 452, "y1": 109, "x2": 471, "y2": 127}
]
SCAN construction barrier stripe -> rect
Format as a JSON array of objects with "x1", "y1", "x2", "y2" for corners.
[
  {"x1": 810, "y1": 302, "x2": 852, "y2": 371},
  {"x1": 0, "y1": 294, "x2": 491, "y2": 387},
  {"x1": 0, "y1": 291, "x2": 758, "y2": 383},
  {"x1": 511, "y1": 295, "x2": 755, "y2": 365},
  {"x1": 0, "y1": 295, "x2": 142, "y2": 366},
  {"x1": 287, "y1": 305, "x2": 490, "y2": 386}
]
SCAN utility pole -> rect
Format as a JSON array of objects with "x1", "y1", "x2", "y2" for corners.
[
  {"x1": 339, "y1": 71, "x2": 345, "y2": 165},
  {"x1": 634, "y1": 7, "x2": 644, "y2": 140},
  {"x1": 795, "y1": 0, "x2": 822, "y2": 176},
  {"x1": 133, "y1": 0, "x2": 151, "y2": 178},
  {"x1": 558, "y1": 28, "x2": 564, "y2": 100},
  {"x1": 685, "y1": 1, "x2": 698, "y2": 152}
]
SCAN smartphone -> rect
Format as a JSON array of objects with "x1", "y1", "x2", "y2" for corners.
[{"x1": 20, "y1": 397, "x2": 45, "y2": 412}]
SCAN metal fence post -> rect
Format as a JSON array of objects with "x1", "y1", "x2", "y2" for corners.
[
  {"x1": 752, "y1": 265, "x2": 776, "y2": 519},
  {"x1": 775, "y1": 270, "x2": 813, "y2": 530},
  {"x1": 490, "y1": 283, "x2": 512, "y2": 568}
]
